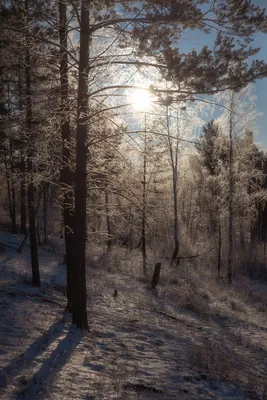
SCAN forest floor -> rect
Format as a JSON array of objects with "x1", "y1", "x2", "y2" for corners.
[{"x1": 0, "y1": 231, "x2": 267, "y2": 399}]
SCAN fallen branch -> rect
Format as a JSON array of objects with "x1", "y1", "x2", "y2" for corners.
[{"x1": 168, "y1": 246, "x2": 215, "y2": 266}]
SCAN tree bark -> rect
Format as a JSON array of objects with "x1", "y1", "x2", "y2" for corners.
[
  {"x1": 20, "y1": 157, "x2": 27, "y2": 234},
  {"x1": 43, "y1": 181, "x2": 49, "y2": 244},
  {"x1": 166, "y1": 108, "x2": 179, "y2": 264},
  {"x1": 9, "y1": 140, "x2": 17, "y2": 233},
  {"x1": 36, "y1": 186, "x2": 42, "y2": 246},
  {"x1": 151, "y1": 262, "x2": 161, "y2": 289},
  {"x1": 105, "y1": 190, "x2": 112, "y2": 249},
  {"x1": 18, "y1": 72, "x2": 27, "y2": 235},
  {"x1": 5, "y1": 84, "x2": 16, "y2": 233},
  {"x1": 227, "y1": 93, "x2": 234, "y2": 284},
  {"x1": 142, "y1": 117, "x2": 147, "y2": 276},
  {"x1": 217, "y1": 222, "x2": 221, "y2": 279},
  {"x1": 59, "y1": 0, "x2": 75, "y2": 312},
  {"x1": 4, "y1": 147, "x2": 13, "y2": 230},
  {"x1": 25, "y1": 0, "x2": 40, "y2": 287},
  {"x1": 72, "y1": 0, "x2": 89, "y2": 330},
  {"x1": 172, "y1": 172, "x2": 179, "y2": 263}
]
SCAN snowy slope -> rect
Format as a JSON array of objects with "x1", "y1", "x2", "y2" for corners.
[{"x1": 0, "y1": 232, "x2": 266, "y2": 399}]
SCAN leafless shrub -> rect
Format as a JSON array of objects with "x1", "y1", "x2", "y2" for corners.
[
  {"x1": 178, "y1": 289, "x2": 209, "y2": 314},
  {"x1": 190, "y1": 339, "x2": 237, "y2": 383}
]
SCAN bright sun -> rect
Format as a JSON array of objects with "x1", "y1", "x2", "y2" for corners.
[{"x1": 130, "y1": 88, "x2": 151, "y2": 111}]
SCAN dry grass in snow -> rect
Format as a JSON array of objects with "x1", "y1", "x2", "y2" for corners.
[{"x1": 0, "y1": 236, "x2": 267, "y2": 399}]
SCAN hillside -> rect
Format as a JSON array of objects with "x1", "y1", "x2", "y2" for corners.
[{"x1": 0, "y1": 232, "x2": 267, "y2": 399}]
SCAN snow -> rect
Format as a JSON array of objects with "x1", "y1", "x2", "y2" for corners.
[{"x1": 0, "y1": 231, "x2": 266, "y2": 399}]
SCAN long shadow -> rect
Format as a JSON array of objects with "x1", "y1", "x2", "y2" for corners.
[
  {"x1": 0, "y1": 245, "x2": 19, "y2": 270},
  {"x1": 15, "y1": 325, "x2": 83, "y2": 399},
  {"x1": 0, "y1": 317, "x2": 77, "y2": 395},
  {"x1": 0, "y1": 255, "x2": 15, "y2": 268},
  {"x1": 155, "y1": 296, "x2": 267, "y2": 395}
]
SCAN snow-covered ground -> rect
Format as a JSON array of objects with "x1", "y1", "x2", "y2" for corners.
[{"x1": 0, "y1": 231, "x2": 266, "y2": 399}]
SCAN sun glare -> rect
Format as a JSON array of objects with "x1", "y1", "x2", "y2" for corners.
[{"x1": 130, "y1": 88, "x2": 151, "y2": 111}]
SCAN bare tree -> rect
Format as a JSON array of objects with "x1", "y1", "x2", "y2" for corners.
[
  {"x1": 25, "y1": 0, "x2": 40, "y2": 287},
  {"x1": 72, "y1": 0, "x2": 89, "y2": 330},
  {"x1": 59, "y1": 0, "x2": 75, "y2": 312}
]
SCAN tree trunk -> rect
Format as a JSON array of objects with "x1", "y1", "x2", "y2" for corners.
[
  {"x1": 43, "y1": 181, "x2": 50, "y2": 244},
  {"x1": 18, "y1": 73, "x2": 27, "y2": 235},
  {"x1": 25, "y1": 0, "x2": 40, "y2": 287},
  {"x1": 20, "y1": 157, "x2": 27, "y2": 234},
  {"x1": 105, "y1": 190, "x2": 112, "y2": 249},
  {"x1": 59, "y1": 0, "x2": 75, "y2": 312},
  {"x1": 9, "y1": 141, "x2": 17, "y2": 233},
  {"x1": 166, "y1": 107, "x2": 179, "y2": 265},
  {"x1": 129, "y1": 210, "x2": 134, "y2": 250},
  {"x1": 28, "y1": 174, "x2": 40, "y2": 287},
  {"x1": 172, "y1": 173, "x2": 179, "y2": 263},
  {"x1": 240, "y1": 222, "x2": 245, "y2": 248},
  {"x1": 227, "y1": 93, "x2": 234, "y2": 284},
  {"x1": 4, "y1": 148, "x2": 13, "y2": 230},
  {"x1": 151, "y1": 262, "x2": 161, "y2": 289},
  {"x1": 5, "y1": 84, "x2": 16, "y2": 233},
  {"x1": 36, "y1": 186, "x2": 42, "y2": 246},
  {"x1": 72, "y1": 0, "x2": 89, "y2": 330},
  {"x1": 142, "y1": 117, "x2": 147, "y2": 276},
  {"x1": 217, "y1": 222, "x2": 221, "y2": 279}
]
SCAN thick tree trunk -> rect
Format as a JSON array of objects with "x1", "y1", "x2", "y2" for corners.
[
  {"x1": 25, "y1": 0, "x2": 40, "y2": 287},
  {"x1": 72, "y1": 0, "x2": 89, "y2": 330},
  {"x1": 59, "y1": 0, "x2": 75, "y2": 312}
]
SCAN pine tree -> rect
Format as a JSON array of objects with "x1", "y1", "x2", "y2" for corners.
[
  {"x1": 2, "y1": 0, "x2": 267, "y2": 327},
  {"x1": 196, "y1": 120, "x2": 221, "y2": 176},
  {"x1": 196, "y1": 120, "x2": 224, "y2": 277}
]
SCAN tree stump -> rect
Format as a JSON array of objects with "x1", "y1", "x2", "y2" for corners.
[{"x1": 151, "y1": 262, "x2": 161, "y2": 289}]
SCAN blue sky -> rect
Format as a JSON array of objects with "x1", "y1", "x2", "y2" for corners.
[
  {"x1": 179, "y1": 0, "x2": 267, "y2": 149},
  {"x1": 248, "y1": 2, "x2": 267, "y2": 148},
  {"x1": 253, "y1": 32, "x2": 267, "y2": 149}
]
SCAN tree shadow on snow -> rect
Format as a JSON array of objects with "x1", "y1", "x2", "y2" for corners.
[{"x1": 0, "y1": 317, "x2": 83, "y2": 399}]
